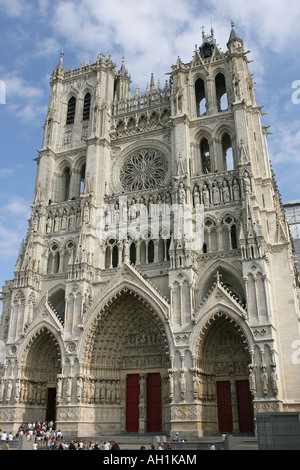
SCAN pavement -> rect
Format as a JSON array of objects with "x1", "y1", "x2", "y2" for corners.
[{"x1": 2, "y1": 433, "x2": 260, "y2": 451}]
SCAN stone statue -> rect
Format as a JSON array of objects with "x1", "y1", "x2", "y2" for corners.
[
  {"x1": 212, "y1": 181, "x2": 220, "y2": 205},
  {"x1": 248, "y1": 364, "x2": 256, "y2": 396},
  {"x1": 243, "y1": 171, "x2": 251, "y2": 193},
  {"x1": 222, "y1": 180, "x2": 230, "y2": 204},
  {"x1": 261, "y1": 365, "x2": 268, "y2": 395},
  {"x1": 233, "y1": 178, "x2": 240, "y2": 201},
  {"x1": 178, "y1": 182, "x2": 186, "y2": 204},
  {"x1": 202, "y1": 184, "x2": 210, "y2": 207},
  {"x1": 193, "y1": 187, "x2": 200, "y2": 206}
]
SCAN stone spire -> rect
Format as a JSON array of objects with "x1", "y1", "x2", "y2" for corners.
[
  {"x1": 118, "y1": 54, "x2": 128, "y2": 77},
  {"x1": 228, "y1": 20, "x2": 241, "y2": 42},
  {"x1": 55, "y1": 50, "x2": 65, "y2": 71}
]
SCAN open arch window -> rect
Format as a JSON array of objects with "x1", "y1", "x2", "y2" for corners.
[
  {"x1": 48, "y1": 288, "x2": 65, "y2": 324},
  {"x1": 62, "y1": 167, "x2": 71, "y2": 201},
  {"x1": 201, "y1": 138, "x2": 211, "y2": 173},
  {"x1": 80, "y1": 163, "x2": 86, "y2": 194},
  {"x1": 66, "y1": 96, "x2": 76, "y2": 125},
  {"x1": 202, "y1": 268, "x2": 245, "y2": 305},
  {"x1": 215, "y1": 73, "x2": 228, "y2": 112},
  {"x1": 105, "y1": 240, "x2": 119, "y2": 268},
  {"x1": 195, "y1": 78, "x2": 206, "y2": 116},
  {"x1": 83, "y1": 93, "x2": 91, "y2": 121},
  {"x1": 222, "y1": 133, "x2": 234, "y2": 170}
]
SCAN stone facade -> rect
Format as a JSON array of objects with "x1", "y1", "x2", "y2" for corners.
[{"x1": 0, "y1": 25, "x2": 300, "y2": 438}]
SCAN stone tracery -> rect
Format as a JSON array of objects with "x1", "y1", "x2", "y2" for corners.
[{"x1": 120, "y1": 148, "x2": 168, "y2": 191}]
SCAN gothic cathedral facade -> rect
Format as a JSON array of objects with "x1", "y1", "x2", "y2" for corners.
[{"x1": 1, "y1": 25, "x2": 300, "y2": 437}]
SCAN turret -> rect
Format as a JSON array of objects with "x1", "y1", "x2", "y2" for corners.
[{"x1": 114, "y1": 55, "x2": 131, "y2": 101}]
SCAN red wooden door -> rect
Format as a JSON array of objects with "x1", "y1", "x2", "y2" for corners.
[
  {"x1": 217, "y1": 381, "x2": 233, "y2": 432},
  {"x1": 147, "y1": 373, "x2": 162, "y2": 432},
  {"x1": 236, "y1": 380, "x2": 254, "y2": 432},
  {"x1": 126, "y1": 374, "x2": 140, "y2": 432}
]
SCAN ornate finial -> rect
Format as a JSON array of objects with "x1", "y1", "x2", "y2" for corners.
[
  {"x1": 231, "y1": 19, "x2": 235, "y2": 29},
  {"x1": 119, "y1": 53, "x2": 128, "y2": 77},
  {"x1": 56, "y1": 49, "x2": 65, "y2": 71},
  {"x1": 215, "y1": 270, "x2": 222, "y2": 284}
]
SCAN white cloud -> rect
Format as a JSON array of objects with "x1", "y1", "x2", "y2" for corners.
[
  {"x1": 269, "y1": 121, "x2": 300, "y2": 165},
  {"x1": 0, "y1": 0, "x2": 31, "y2": 17},
  {"x1": 50, "y1": 0, "x2": 209, "y2": 86},
  {"x1": 1, "y1": 196, "x2": 31, "y2": 217},
  {"x1": 0, "y1": 169, "x2": 14, "y2": 178},
  {"x1": 39, "y1": 0, "x2": 298, "y2": 90},
  {"x1": 2, "y1": 72, "x2": 47, "y2": 122},
  {"x1": 5, "y1": 74, "x2": 44, "y2": 100},
  {"x1": 0, "y1": 165, "x2": 25, "y2": 179},
  {"x1": 35, "y1": 37, "x2": 61, "y2": 58},
  {"x1": 0, "y1": 224, "x2": 24, "y2": 258},
  {"x1": 208, "y1": 0, "x2": 300, "y2": 46},
  {"x1": 266, "y1": 118, "x2": 300, "y2": 200}
]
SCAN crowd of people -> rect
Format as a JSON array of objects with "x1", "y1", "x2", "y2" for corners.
[
  {"x1": 1, "y1": 421, "x2": 175, "y2": 450},
  {"x1": 1, "y1": 420, "x2": 61, "y2": 450}
]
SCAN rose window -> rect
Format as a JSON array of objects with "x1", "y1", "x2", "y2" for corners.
[{"x1": 120, "y1": 149, "x2": 168, "y2": 191}]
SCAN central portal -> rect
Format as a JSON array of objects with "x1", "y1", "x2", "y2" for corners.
[
  {"x1": 126, "y1": 373, "x2": 162, "y2": 433},
  {"x1": 83, "y1": 288, "x2": 171, "y2": 434}
]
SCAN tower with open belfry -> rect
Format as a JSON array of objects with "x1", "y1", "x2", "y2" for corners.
[{"x1": 1, "y1": 24, "x2": 300, "y2": 438}]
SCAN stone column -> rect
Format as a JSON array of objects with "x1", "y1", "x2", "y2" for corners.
[
  {"x1": 138, "y1": 374, "x2": 147, "y2": 434},
  {"x1": 229, "y1": 367, "x2": 239, "y2": 431}
]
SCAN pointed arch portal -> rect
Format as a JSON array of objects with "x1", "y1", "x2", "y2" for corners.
[
  {"x1": 19, "y1": 327, "x2": 62, "y2": 423},
  {"x1": 196, "y1": 313, "x2": 254, "y2": 433},
  {"x1": 82, "y1": 288, "x2": 171, "y2": 433}
]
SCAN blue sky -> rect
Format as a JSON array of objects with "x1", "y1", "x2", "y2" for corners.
[{"x1": 0, "y1": 0, "x2": 300, "y2": 295}]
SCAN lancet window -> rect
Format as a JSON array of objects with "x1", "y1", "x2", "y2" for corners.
[
  {"x1": 62, "y1": 167, "x2": 71, "y2": 201},
  {"x1": 66, "y1": 96, "x2": 76, "y2": 125},
  {"x1": 83, "y1": 93, "x2": 91, "y2": 121},
  {"x1": 195, "y1": 78, "x2": 206, "y2": 116},
  {"x1": 215, "y1": 73, "x2": 228, "y2": 111},
  {"x1": 222, "y1": 133, "x2": 234, "y2": 170},
  {"x1": 201, "y1": 138, "x2": 211, "y2": 173}
]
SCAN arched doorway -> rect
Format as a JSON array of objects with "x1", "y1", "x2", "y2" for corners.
[
  {"x1": 195, "y1": 313, "x2": 254, "y2": 433},
  {"x1": 20, "y1": 328, "x2": 62, "y2": 424},
  {"x1": 82, "y1": 289, "x2": 171, "y2": 434}
]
